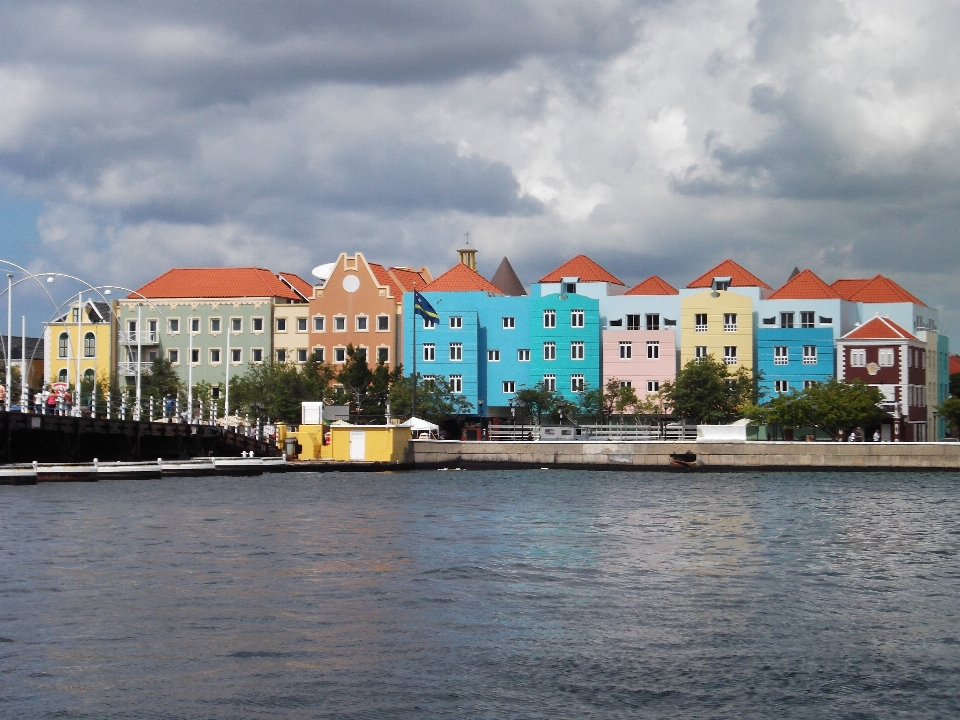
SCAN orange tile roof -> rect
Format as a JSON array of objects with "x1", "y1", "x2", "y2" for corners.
[
  {"x1": 767, "y1": 269, "x2": 841, "y2": 300},
  {"x1": 831, "y1": 278, "x2": 871, "y2": 300},
  {"x1": 132, "y1": 268, "x2": 304, "y2": 300},
  {"x1": 625, "y1": 275, "x2": 679, "y2": 295},
  {"x1": 833, "y1": 274, "x2": 926, "y2": 306},
  {"x1": 388, "y1": 267, "x2": 431, "y2": 293},
  {"x1": 539, "y1": 254, "x2": 624, "y2": 285},
  {"x1": 279, "y1": 272, "x2": 313, "y2": 299},
  {"x1": 369, "y1": 263, "x2": 404, "y2": 299},
  {"x1": 841, "y1": 316, "x2": 917, "y2": 341},
  {"x1": 686, "y1": 259, "x2": 771, "y2": 289},
  {"x1": 950, "y1": 354, "x2": 960, "y2": 375},
  {"x1": 423, "y1": 263, "x2": 503, "y2": 293}
]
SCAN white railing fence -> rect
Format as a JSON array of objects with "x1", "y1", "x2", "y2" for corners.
[{"x1": 486, "y1": 423, "x2": 697, "y2": 442}]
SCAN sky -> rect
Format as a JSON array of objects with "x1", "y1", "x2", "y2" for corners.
[{"x1": 1, "y1": 0, "x2": 958, "y2": 342}]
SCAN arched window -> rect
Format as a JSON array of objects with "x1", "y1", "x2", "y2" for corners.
[
  {"x1": 58, "y1": 369, "x2": 67, "y2": 383},
  {"x1": 84, "y1": 369, "x2": 95, "y2": 381},
  {"x1": 58, "y1": 333, "x2": 69, "y2": 358},
  {"x1": 84, "y1": 332, "x2": 96, "y2": 357}
]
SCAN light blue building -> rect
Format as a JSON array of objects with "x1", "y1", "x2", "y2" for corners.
[{"x1": 528, "y1": 292, "x2": 601, "y2": 401}]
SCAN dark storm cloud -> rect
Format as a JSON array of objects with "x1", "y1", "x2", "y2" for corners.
[{"x1": 0, "y1": 1, "x2": 637, "y2": 104}]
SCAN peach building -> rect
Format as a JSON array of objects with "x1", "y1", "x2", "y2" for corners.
[{"x1": 308, "y1": 252, "x2": 430, "y2": 369}]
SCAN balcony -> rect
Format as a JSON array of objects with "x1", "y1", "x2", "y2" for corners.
[
  {"x1": 118, "y1": 330, "x2": 159, "y2": 345},
  {"x1": 119, "y1": 361, "x2": 153, "y2": 376}
]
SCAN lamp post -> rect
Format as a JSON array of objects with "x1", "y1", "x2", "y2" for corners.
[
  {"x1": 225, "y1": 321, "x2": 231, "y2": 422},
  {"x1": 75, "y1": 291, "x2": 83, "y2": 416},
  {"x1": 135, "y1": 302, "x2": 142, "y2": 420},
  {"x1": 188, "y1": 316, "x2": 194, "y2": 423},
  {"x1": 5, "y1": 273, "x2": 12, "y2": 411}
]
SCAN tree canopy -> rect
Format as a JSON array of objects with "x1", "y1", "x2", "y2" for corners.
[
  {"x1": 659, "y1": 355, "x2": 754, "y2": 425},
  {"x1": 229, "y1": 355, "x2": 337, "y2": 423},
  {"x1": 745, "y1": 378, "x2": 886, "y2": 438},
  {"x1": 939, "y1": 396, "x2": 960, "y2": 436},
  {"x1": 389, "y1": 373, "x2": 473, "y2": 422}
]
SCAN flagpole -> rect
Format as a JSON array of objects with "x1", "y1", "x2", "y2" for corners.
[{"x1": 411, "y1": 284, "x2": 417, "y2": 419}]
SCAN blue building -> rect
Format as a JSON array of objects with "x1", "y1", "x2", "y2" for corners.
[{"x1": 528, "y1": 291, "x2": 601, "y2": 401}]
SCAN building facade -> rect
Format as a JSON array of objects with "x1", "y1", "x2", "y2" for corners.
[{"x1": 44, "y1": 300, "x2": 116, "y2": 391}]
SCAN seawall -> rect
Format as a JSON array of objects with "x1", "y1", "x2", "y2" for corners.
[{"x1": 409, "y1": 440, "x2": 960, "y2": 472}]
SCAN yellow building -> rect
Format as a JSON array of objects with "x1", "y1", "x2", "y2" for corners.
[
  {"x1": 680, "y1": 290, "x2": 756, "y2": 371},
  {"x1": 279, "y1": 422, "x2": 411, "y2": 462},
  {"x1": 272, "y1": 298, "x2": 312, "y2": 365},
  {"x1": 43, "y1": 300, "x2": 117, "y2": 389}
]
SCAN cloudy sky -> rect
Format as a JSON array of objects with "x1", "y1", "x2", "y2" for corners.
[{"x1": 1, "y1": 0, "x2": 959, "y2": 340}]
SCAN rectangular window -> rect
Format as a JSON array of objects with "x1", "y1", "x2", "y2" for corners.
[
  {"x1": 695, "y1": 346, "x2": 708, "y2": 362},
  {"x1": 276, "y1": 349, "x2": 286, "y2": 363},
  {"x1": 314, "y1": 316, "x2": 325, "y2": 332},
  {"x1": 449, "y1": 375, "x2": 463, "y2": 393},
  {"x1": 619, "y1": 341, "x2": 632, "y2": 359},
  {"x1": 377, "y1": 347, "x2": 389, "y2": 364},
  {"x1": 231, "y1": 317, "x2": 242, "y2": 332},
  {"x1": 762, "y1": 316, "x2": 776, "y2": 325},
  {"x1": 502, "y1": 316, "x2": 515, "y2": 329},
  {"x1": 646, "y1": 380, "x2": 660, "y2": 392},
  {"x1": 803, "y1": 346, "x2": 817, "y2": 365},
  {"x1": 231, "y1": 348, "x2": 242, "y2": 363},
  {"x1": 695, "y1": 313, "x2": 707, "y2": 332},
  {"x1": 626, "y1": 314, "x2": 641, "y2": 330},
  {"x1": 210, "y1": 348, "x2": 221, "y2": 364},
  {"x1": 251, "y1": 317, "x2": 263, "y2": 333},
  {"x1": 724, "y1": 346, "x2": 737, "y2": 365},
  {"x1": 543, "y1": 342, "x2": 556, "y2": 360},
  {"x1": 819, "y1": 316, "x2": 833, "y2": 325},
  {"x1": 422, "y1": 318, "x2": 436, "y2": 329},
  {"x1": 780, "y1": 312, "x2": 795, "y2": 328},
  {"x1": 276, "y1": 318, "x2": 286, "y2": 332},
  {"x1": 621, "y1": 380, "x2": 632, "y2": 388},
  {"x1": 168, "y1": 349, "x2": 179, "y2": 364},
  {"x1": 488, "y1": 350, "x2": 501, "y2": 361},
  {"x1": 543, "y1": 374, "x2": 556, "y2": 392},
  {"x1": 449, "y1": 343, "x2": 462, "y2": 361},
  {"x1": 191, "y1": 348, "x2": 200, "y2": 364},
  {"x1": 377, "y1": 315, "x2": 389, "y2": 331},
  {"x1": 503, "y1": 381, "x2": 515, "y2": 394},
  {"x1": 571, "y1": 310, "x2": 584, "y2": 328},
  {"x1": 800, "y1": 312, "x2": 815, "y2": 329},
  {"x1": 646, "y1": 314, "x2": 660, "y2": 331},
  {"x1": 313, "y1": 347, "x2": 325, "y2": 363},
  {"x1": 563, "y1": 282, "x2": 576, "y2": 294},
  {"x1": 878, "y1": 348, "x2": 894, "y2": 367},
  {"x1": 850, "y1": 349, "x2": 866, "y2": 367},
  {"x1": 72, "y1": 308, "x2": 80, "y2": 323},
  {"x1": 168, "y1": 318, "x2": 180, "y2": 334},
  {"x1": 723, "y1": 313, "x2": 737, "y2": 332},
  {"x1": 571, "y1": 374, "x2": 584, "y2": 392},
  {"x1": 647, "y1": 341, "x2": 659, "y2": 359},
  {"x1": 209, "y1": 317, "x2": 221, "y2": 333},
  {"x1": 775, "y1": 380, "x2": 789, "y2": 393},
  {"x1": 804, "y1": 380, "x2": 816, "y2": 390},
  {"x1": 543, "y1": 309, "x2": 556, "y2": 328},
  {"x1": 774, "y1": 346, "x2": 789, "y2": 365},
  {"x1": 449, "y1": 316, "x2": 462, "y2": 329},
  {"x1": 58, "y1": 333, "x2": 67, "y2": 358},
  {"x1": 356, "y1": 315, "x2": 368, "y2": 331},
  {"x1": 297, "y1": 349, "x2": 308, "y2": 363},
  {"x1": 423, "y1": 343, "x2": 435, "y2": 361},
  {"x1": 517, "y1": 349, "x2": 530, "y2": 362},
  {"x1": 571, "y1": 341, "x2": 584, "y2": 360},
  {"x1": 251, "y1": 348, "x2": 263, "y2": 363},
  {"x1": 334, "y1": 315, "x2": 346, "y2": 331},
  {"x1": 334, "y1": 347, "x2": 346, "y2": 363},
  {"x1": 297, "y1": 317, "x2": 308, "y2": 332}
]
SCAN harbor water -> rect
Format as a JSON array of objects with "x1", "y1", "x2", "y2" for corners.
[{"x1": 2, "y1": 470, "x2": 959, "y2": 718}]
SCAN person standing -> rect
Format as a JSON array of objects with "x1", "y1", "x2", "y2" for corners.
[{"x1": 873, "y1": 429, "x2": 881, "y2": 442}]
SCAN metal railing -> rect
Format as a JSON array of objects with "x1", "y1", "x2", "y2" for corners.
[
  {"x1": 118, "y1": 330, "x2": 159, "y2": 344},
  {"x1": 118, "y1": 361, "x2": 153, "y2": 376},
  {"x1": 486, "y1": 423, "x2": 698, "y2": 442}
]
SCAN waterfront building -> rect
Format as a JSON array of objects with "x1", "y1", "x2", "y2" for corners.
[
  {"x1": 1, "y1": 336, "x2": 45, "y2": 390},
  {"x1": 308, "y1": 252, "x2": 430, "y2": 370},
  {"x1": 601, "y1": 276, "x2": 680, "y2": 400},
  {"x1": 272, "y1": 273, "x2": 315, "y2": 365},
  {"x1": 536, "y1": 254, "x2": 626, "y2": 300},
  {"x1": 837, "y1": 315, "x2": 928, "y2": 441},
  {"x1": 755, "y1": 270, "x2": 850, "y2": 400},
  {"x1": 44, "y1": 300, "x2": 116, "y2": 390},
  {"x1": 679, "y1": 260, "x2": 770, "y2": 372},
  {"x1": 120, "y1": 267, "x2": 311, "y2": 400},
  {"x1": 832, "y1": 274, "x2": 938, "y2": 335}
]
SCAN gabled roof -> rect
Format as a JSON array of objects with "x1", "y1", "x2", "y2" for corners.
[
  {"x1": 387, "y1": 267, "x2": 431, "y2": 293},
  {"x1": 423, "y1": 263, "x2": 503, "y2": 293},
  {"x1": 625, "y1": 275, "x2": 679, "y2": 296},
  {"x1": 539, "y1": 254, "x2": 624, "y2": 285},
  {"x1": 950, "y1": 354, "x2": 960, "y2": 375},
  {"x1": 132, "y1": 268, "x2": 304, "y2": 300},
  {"x1": 279, "y1": 272, "x2": 313, "y2": 300},
  {"x1": 686, "y1": 259, "x2": 771, "y2": 289},
  {"x1": 767, "y1": 269, "x2": 841, "y2": 300},
  {"x1": 368, "y1": 263, "x2": 404, "y2": 299},
  {"x1": 832, "y1": 274, "x2": 926, "y2": 306},
  {"x1": 490, "y1": 257, "x2": 527, "y2": 296},
  {"x1": 841, "y1": 316, "x2": 917, "y2": 341}
]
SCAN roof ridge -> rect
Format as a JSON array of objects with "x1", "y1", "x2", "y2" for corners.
[
  {"x1": 539, "y1": 254, "x2": 624, "y2": 285},
  {"x1": 686, "y1": 259, "x2": 771, "y2": 289}
]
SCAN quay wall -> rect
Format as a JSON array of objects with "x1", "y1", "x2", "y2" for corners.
[{"x1": 410, "y1": 440, "x2": 960, "y2": 472}]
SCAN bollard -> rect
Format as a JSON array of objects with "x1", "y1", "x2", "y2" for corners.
[
  {"x1": 174, "y1": 397, "x2": 180, "y2": 423},
  {"x1": 149, "y1": 396, "x2": 154, "y2": 423},
  {"x1": 106, "y1": 391, "x2": 111, "y2": 420},
  {"x1": 120, "y1": 396, "x2": 126, "y2": 421}
]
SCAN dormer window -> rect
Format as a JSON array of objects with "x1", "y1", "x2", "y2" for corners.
[
  {"x1": 561, "y1": 276, "x2": 579, "y2": 295},
  {"x1": 712, "y1": 276, "x2": 731, "y2": 291}
]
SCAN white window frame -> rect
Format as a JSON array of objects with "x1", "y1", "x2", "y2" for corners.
[
  {"x1": 355, "y1": 315, "x2": 369, "y2": 332},
  {"x1": 774, "y1": 346, "x2": 789, "y2": 365},
  {"x1": 449, "y1": 342, "x2": 463, "y2": 361},
  {"x1": 333, "y1": 346, "x2": 347, "y2": 364},
  {"x1": 297, "y1": 317, "x2": 308, "y2": 333},
  {"x1": 168, "y1": 348, "x2": 179, "y2": 364},
  {"x1": 878, "y1": 348, "x2": 894, "y2": 367},
  {"x1": 276, "y1": 317, "x2": 287, "y2": 333},
  {"x1": 191, "y1": 348, "x2": 201, "y2": 365},
  {"x1": 543, "y1": 374, "x2": 556, "y2": 392},
  {"x1": 571, "y1": 341, "x2": 584, "y2": 360},
  {"x1": 850, "y1": 349, "x2": 866, "y2": 367},
  {"x1": 571, "y1": 374, "x2": 584, "y2": 392},
  {"x1": 250, "y1": 348, "x2": 263, "y2": 363},
  {"x1": 571, "y1": 309, "x2": 584, "y2": 328},
  {"x1": 695, "y1": 346, "x2": 707, "y2": 363},
  {"x1": 313, "y1": 347, "x2": 325, "y2": 363},
  {"x1": 647, "y1": 341, "x2": 659, "y2": 359},
  {"x1": 723, "y1": 346, "x2": 737, "y2": 365},
  {"x1": 231, "y1": 348, "x2": 242, "y2": 364},
  {"x1": 518, "y1": 349, "x2": 530, "y2": 362},
  {"x1": 502, "y1": 316, "x2": 515, "y2": 329},
  {"x1": 800, "y1": 311, "x2": 815, "y2": 329},
  {"x1": 168, "y1": 318, "x2": 180, "y2": 334},
  {"x1": 230, "y1": 317, "x2": 242, "y2": 333},
  {"x1": 723, "y1": 313, "x2": 737, "y2": 332},
  {"x1": 619, "y1": 341, "x2": 632, "y2": 359},
  {"x1": 645, "y1": 314, "x2": 660, "y2": 331},
  {"x1": 449, "y1": 316, "x2": 463, "y2": 329},
  {"x1": 775, "y1": 380, "x2": 789, "y2": 393},
  {"x1": 449, "y1": 375, "x2": 463, "y2": 393},
  {"x1": 423, "y1": 343, "x2": 435, "y2": 362},
  {"x1": 313, "y1": 315, "x2": 325, "y2": 332},
  {"x1": 333, "y1": 315, "x2": 347, "y2": 332},
  {"x1": 695, "y1": 313, "x2": 707, "y2": 332},
  {"x1": 803, "y1": 346, "x2": 817, "y2": 365},
  {"x1": 209, "y1": 348, "x2": 222, "y2": 365},
  {"x1": 488, "y1": 350, "x2": 501, "y2": 361},
  {"x1": 543, "y1": 309, "x2": 556, "y2": 328},
  {"x1": 376, "y1": 315, "x2": 390, "y2": 332},
  {"x1": 543, "y1": 342, "x2": 556, "y2": 361},
  {"x1": 251, "y1": 317, "x2": 264, "y2": 334},
  {"x1": 275, "y1": 349, "x2": 287, "y2": 363},
  {"x1": 646, "y1": 380, "x2": 659, "y2": 392},
  {"x1": 297, "y1": 348, "x2": 308, "y2": 363},
  {"x1": 376, "y1": 346, "x2": 389, "y2": 364},
  {"x1": 503, "y1": 380, "x2": 515, "y2": 394},
  {"x1": 209, "y1": 317, "x2": 222, "y2": 334}
]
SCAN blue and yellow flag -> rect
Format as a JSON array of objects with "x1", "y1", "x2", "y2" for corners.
[{"x1": 413, "y1": 290, "x2": 439, "y2": 323}]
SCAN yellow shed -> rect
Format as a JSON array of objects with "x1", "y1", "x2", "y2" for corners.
[{"x1": 329, "y1": 425, "x2": 411, "y2": 462}]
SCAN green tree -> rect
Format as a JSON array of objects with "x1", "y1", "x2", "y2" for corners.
[
  {"x1": 744, "y1": 390, "x2": 814, "y2": 438},
  {"x1": 141, "y1": 357, "x2": 182, "y2": 402},
  {"x1": 800, "y1": 378, "x2": 885, "y2": 438},
  {"x1": 230, "y1": 357, "x2": 337, "y2": 424},
  {"x1": 659, "y1": 355, "x2": 754, "y2": 425},
  {"x1": 515, "y1": 381, "x2": 557, "y2": 424},
  {"x1": 389, "y1": 373, "x2": 473, "y2": 422},
  {"x1": 578, "y1": 378, "x2": 639, "y2": 423},
  {"x1": 939, "y1": 396, "x2": 960, "y2": 436},
  {"x1": 950, "y1": 372, "x2": 960, "y2": 398}
]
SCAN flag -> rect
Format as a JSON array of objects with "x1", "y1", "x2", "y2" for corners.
[{"x1": 412, "y1": 290, "x2": 439, "y2": 324}]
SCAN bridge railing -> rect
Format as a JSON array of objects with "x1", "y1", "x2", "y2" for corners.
[{"x1": 486, "y1": 423, "x2": 697, "y2": 442}]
